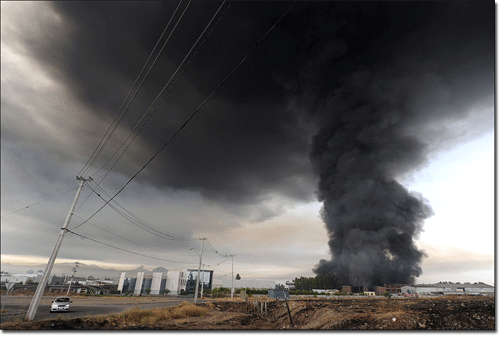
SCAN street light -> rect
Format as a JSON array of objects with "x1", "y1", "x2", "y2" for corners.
[{"x1": 67, "y1": 262, "x2": 79, "y2": 295}]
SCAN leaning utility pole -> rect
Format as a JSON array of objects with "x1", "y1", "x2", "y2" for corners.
[
  {"x1": 193, "y1": 237, "x2": 206, "y2": 304},
  {"x1": 25, "y1": 177, "x2": 87, "y2": 321}
]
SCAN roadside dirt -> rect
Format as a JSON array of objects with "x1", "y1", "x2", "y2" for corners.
[{"x1": 1, "y1": 296, "x2": 494, "y2": 330}]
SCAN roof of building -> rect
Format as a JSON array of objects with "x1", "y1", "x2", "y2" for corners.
[{"x1": 403, "y1": 283, "x2": 494, "y2": 289}]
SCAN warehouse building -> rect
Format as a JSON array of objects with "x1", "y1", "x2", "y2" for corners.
[
  {"x1": 1, "y1": 271, "x2": 43, "y2": 284},
  {"x1": 117, "y1": 269, "x2": 213, "y2": 296},
  {"x1": 400, "y1": 283, "x2": 494, "y2": 296},
  {"x1": 221, "y1": 278, "x2": 275, "y2": 289},
  {"x1": 384, "y1": 284, "x2": 406, "y2": 294}
]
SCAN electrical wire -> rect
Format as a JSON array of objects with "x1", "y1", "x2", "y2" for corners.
[
  {"x1": 205, "y1": 239, "x2": 227, "y2": 257},
  {"x1": 84, "y1": 180, "x2": 198, "y2": 241},
  {"x1": 66, "y1": 229, "x2": 199, "y2": 265},
  {"x1": 78, "y1": 1, "x2": 187, "y2": 177},
  {"x1": 80, "y1": 181, "x2": 191, "y2": 241},
  {"x1": 205, "y1": 255, "x2": 231, "y2": 267},
  {"x1": 81, "y1": 1, "x2": 193, "y2": 177},
  {"x1": 69, "y1": 0, "x2": 297, "y2": 234},
  {"x1": 1, "y1": 186, "x2": 79, "y2": 218},
  {"x1": 89, "y1": 1, "x2": 230, "y2": 180},
  {"x1": 76, "y1": 2, "x2": 228, "y2": 214},
  {"x1": 73, "y1": 214, "x2": 198, "y2": 257}
]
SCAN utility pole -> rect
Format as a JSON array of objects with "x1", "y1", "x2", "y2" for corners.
[
  {"x1": 67, "y1": 262, "x2": 79, "y2": 295},
  {"x1": 193, "y1": 237, "x2": 206, "y2": 303},
  {"x1": 26, "y1": 176, "x2": 87, "y2": 321},
  {"x1": 200, "y1": 264, "x2": 205, "y2": 298},
  {"x1": 227, "y1": 255, "x2": 235, "y2": 298}
]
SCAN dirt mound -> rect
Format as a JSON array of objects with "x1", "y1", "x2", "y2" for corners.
[{"x1": 262, "y1": 296, "x2": 495, "y2": 329}]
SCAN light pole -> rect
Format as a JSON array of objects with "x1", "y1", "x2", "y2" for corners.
[
  {"x1": 67, "y1": 262, "x2": 79, "y2": 295},
  {"x1": 190, "y1": 237, "x2": 206, "y2": 303}
]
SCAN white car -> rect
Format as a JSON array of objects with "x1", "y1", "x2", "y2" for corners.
[{"x1": 50, "y1": 296, "x2": 73, "y2": 313}]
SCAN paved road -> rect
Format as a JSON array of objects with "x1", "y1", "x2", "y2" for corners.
[{"x1": 0, "y1": 295, "x2": 196, "y2": 323}]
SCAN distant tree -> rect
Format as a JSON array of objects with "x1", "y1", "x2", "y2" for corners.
[
  {"x1": 235, "y1": 274, "x2": 241, "y2": 280},
  {"x1": 146, "y1": 288, "x2": 151, "y2": 295},
  {"x1": 164, "y1": 288, "x2": 171, "y2": 295},
  {"x1": 293, "y1": 273, "x2": 342, "y2": 291}
]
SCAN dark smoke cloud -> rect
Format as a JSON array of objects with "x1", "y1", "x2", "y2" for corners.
[
  {"x1": 309, "y1": 71, "x2": 435, "y2": 285},
  {"x1": 5, "y1": 1, "x2": 493, "y2": 281},
  {"x1": 290, "y1": 2, "x2": 493, "y2": 286}
]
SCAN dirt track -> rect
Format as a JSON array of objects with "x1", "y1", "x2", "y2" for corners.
[{"x1": 1, "y1": 296, "x2": 494, "y2": 330}]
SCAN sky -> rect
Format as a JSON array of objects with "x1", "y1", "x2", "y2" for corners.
[{"x1": 1, "y1": 1, "x2": 495, "y2": 286}]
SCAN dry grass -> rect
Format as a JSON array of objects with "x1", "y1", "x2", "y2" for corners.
[
  {"x1": 112, "y1": 302, "x2": 208, "y2": 325},
  {"x1": 211, "y1": 297, "x2": 245, "y2": 303}
]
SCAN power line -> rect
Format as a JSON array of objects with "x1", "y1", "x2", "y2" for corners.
[
  {"x1": 66, "y1": 229, "x2": 199, "y2": 265},
  {"x1": 77, "y1": 181, "x2": 192, "y2": 242},
  {"x1": 72, "y1": 214, "x2": 198, "y2": 257},
  {"x1": 205, "y1": 239, "x2": 227, "y2": 257},
  {"x1": 78, "y1": 1, "x2": 187, "y2": 177},
  {"x1": 69, "y1": 0, "x2": 297, "y2": 234},
  {"x1": 1, "y1": 186, "x2": 79, "y2": 218},
  {"x1": 76, "y1": 2, "x2": 228, "y2": 214},
  {"x1": 205, "y1": 255, "x2": 231, "y2": 267},
  {"x1": 81, "y1": 180, "x2": 197, "y2": 241},
  {"x1": 89, "y1": 1, "x2": 230, "y2": 180}
]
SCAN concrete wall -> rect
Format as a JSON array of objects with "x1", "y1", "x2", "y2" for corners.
[
  {"x1": 134, "y1": 272, "x2": 144, "y2": 295},
  {"x1": 222, "y1": 278, "x2": 275, "y2": 289},
  {"x1": 151, "y1": 272, "x2": 163, "y2": 294},
  {"x1": 165, "y1": 271, "x2": 182, "y2": 295},
  {"x1": 117, "y1": 272, "x2": 126, "y2": 292}
]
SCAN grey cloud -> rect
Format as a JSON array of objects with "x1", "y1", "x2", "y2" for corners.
[{"x1": 1, "y1": 1, "x2": 493, "y2": 282}]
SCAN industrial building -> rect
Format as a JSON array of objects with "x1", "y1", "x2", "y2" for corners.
[
  {"x1": 342, "y1": 286, "x2": 352, "y2": 293},
  {"x1": 384, "y1": 284, "x2": 406, "y2": 294},
  {"x1": 221, "y1": 278, "x2": 275, "y2": 289},
  {"x1": 400, "y1": 283, "x2": 494, "y2": 296},
  {"x1": 1, "y1": 271, "x2": 43, "y2": 284},
  {"x1": 117, "y1": 269, "x2": 213, "y2": 296}
]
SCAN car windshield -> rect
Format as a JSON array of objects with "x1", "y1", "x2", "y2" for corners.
[{"x1": 55, "y1": 298, "x2": 70, "y2": 303}]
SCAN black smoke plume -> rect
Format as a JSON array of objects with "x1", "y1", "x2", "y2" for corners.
[
  {"x1": 302, "y1": 1, "x2": 493, "y2": 288},
  {"x1": 310, "y1": 69, "x2": 435, "y2": 287}
]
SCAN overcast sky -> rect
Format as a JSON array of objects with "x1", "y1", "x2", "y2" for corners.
[{"x1": 1, "y1": 1, "x2": 494, "y2": 285}]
